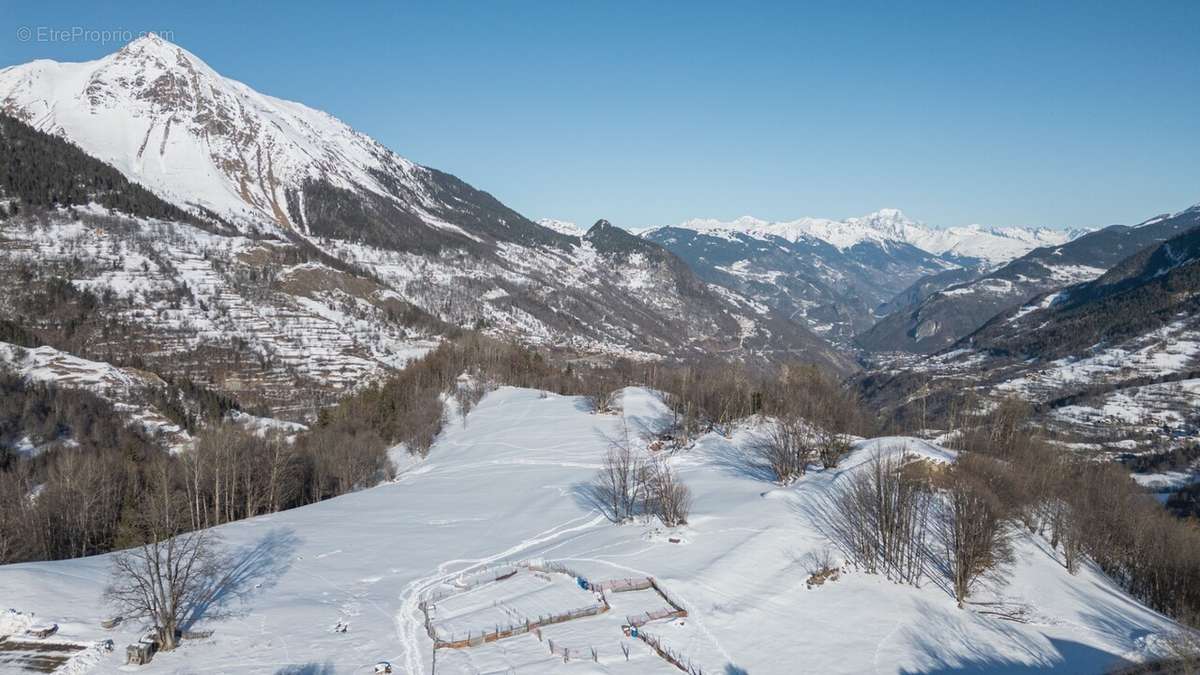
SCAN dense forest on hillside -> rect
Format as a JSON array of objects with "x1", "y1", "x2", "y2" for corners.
[{"x1": 0, "y1": 113, "x2": 221, "y2": 228}]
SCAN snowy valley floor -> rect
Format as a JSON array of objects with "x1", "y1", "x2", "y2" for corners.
[{"x1": 0, "y1": 388, "x2": 1182, "y2": 674}]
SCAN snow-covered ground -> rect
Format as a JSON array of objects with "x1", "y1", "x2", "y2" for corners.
[{"x1": 0, "y1": 388, "x2": 1180, "y2": 673}]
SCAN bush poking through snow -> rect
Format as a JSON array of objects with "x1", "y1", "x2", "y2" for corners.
[
  {"x1": 816, "y1": 428, "x2": 852, "y2": 469},
  {"x1": 804, "y1": 548, "x2": 841, "y2": 589},
  {"x1": 757, "y1": 416, "x2": 815, "y2": 484},
  {"x1": 590, "y1": 428, "x2": 647, "y2": 523},
  {"x1": 583, "y1": 379, "x2": 618, "y2": 415},
  {"x1": 644, "y1": 458, "x2": 691, "y2": 527},
  {"x1": 588, "y1": 419, "x2": 692, "y2": 526}
]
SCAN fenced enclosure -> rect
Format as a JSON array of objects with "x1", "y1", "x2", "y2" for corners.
[
  {"x1": 420, "y1": 562, "x2": 608, "y2": 649},
  {"x1": 418, "y1": 560, "x2": 700, "y2": 672}
]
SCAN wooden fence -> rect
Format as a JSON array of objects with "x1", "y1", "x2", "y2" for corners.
[
  {"x1": 592, "y1": 577, "x2": 654, "y2": 593},
  {"x1": 638, "y1": 630, "x2": 705, "y2": 675},
  {"x1": 427, "y1": 598, "x2": 610, "y2": 649}
]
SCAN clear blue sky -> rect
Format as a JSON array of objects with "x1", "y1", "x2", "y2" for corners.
[{"x1": 2, "y1": 0, "x2": 1198, "y2": 230}]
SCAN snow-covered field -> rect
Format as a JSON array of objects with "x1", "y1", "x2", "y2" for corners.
[{"x1": 0, "y1": 388, "x2": 1180, "y2": 674}]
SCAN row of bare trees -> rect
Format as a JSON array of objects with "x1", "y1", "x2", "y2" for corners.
[
  {"x1": 566, "y1": 356, "x2": 869, "y2": 447},
  {"x1": 0, "y1": 421, "x2": 391, "y2": 565},
  {"x1": 831, "y1": 453, "x2": 933, "y2": 586},
  {"x1": 829, "y1": 450, "x2": 1014, "y2": 607},
  {"x1": 179, "y1": 424, "x2": 393, "y2": 531},
  {"x1": 589, "y1": 422, "x2": 692, "y2": 527},
  {"x1": 943, "y1": 399, "x2": 1200, "y2": 625},
  {"x1": 0, "y1": 448, "x2": 131, "y2": 562}
]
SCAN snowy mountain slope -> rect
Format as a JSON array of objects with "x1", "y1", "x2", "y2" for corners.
[
  {"x1": 0, "y1": 207, "x2": 439, "y2": 419},
  {"x1": 311, "y1": 218, "x2": 852, "y2": 370},
  {"x1": 875, "y1": 266, "x2": 981, "y2": 317},
  {"x1": 536, "y1": 218, "x2": 584, "y2": 237},
  {"x1": 970, "y1": 214, "x2": 1200, "y2": 361},
  {"x1": 858, "y1": 206, "x2": 1200, "y2": 354},
  {"x1": 962, "y1": 222, "x2": 1200, "y2": 445},
  {"x1": 0, "y1": 39, "x2": 849, "y2": 372},
  {"x1": 0, "y1": 340, "x2": 193, "y2": 451},
  {"x1": 862, "y1": 213, "x2": 1200, "y2": 450},
  {"x1": 663, "y1": 208, "x2": 1084, "y2": 266},
  {"x1": 0, "y1": 34, "x2": 565, "y2": 253},
  {"x1": 0, "y1": 336, "x2": 303, "y2": 456},
  {"x1": 0, "y1": 387, "x2": 1181, "y2": 674}
]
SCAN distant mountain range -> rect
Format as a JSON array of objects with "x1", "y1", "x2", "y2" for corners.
[
  {"x1": 626, "y1": 209, "x2": 1086, "y2": 343},
  {"x1": 858, "y1": 208, "x2": 1199, "y2": 354},
  {"x1": 652, "y1": 209, "x2": 1087, "y2": 265}
]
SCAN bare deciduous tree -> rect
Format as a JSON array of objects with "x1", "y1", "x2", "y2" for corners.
[
  {"x1": 757, "y1": 416, "x2": 814, "y2": 484},
  {"x1": 590, "y1": 420, "x2": 647, "y2": 522},
  {"x1": 937, "y1": 457, "x2": 1012, "y2": 607},
  {"x1": 644, "y1": 458, "x2": 691, "y2": 527},
  {"x1": 454, "y1": 373, "x2": 487, "y2": 425},
  {"x1": 105, "y1": 472, "x2": 225, "y2": 652}
]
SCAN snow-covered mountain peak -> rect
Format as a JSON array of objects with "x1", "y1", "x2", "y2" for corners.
[
  {"x1": 114, "y1": 32, "x2": 197, "y2": 65},
  {"x1": 657, "y1": 209, "x2": 1083, "y2": 265},
  {"x1": 536, "y1": 218, "x2": 583, "y2": 237},
  {"x1": 849, "y1": 207, "x2": 917, "y2": 232},
  {"x1": 1175, "y1": 202, "x2": 1200, "y2": 218},
  {"x1": 0, "y1": 35, "x2": 432, "y2": 235}
]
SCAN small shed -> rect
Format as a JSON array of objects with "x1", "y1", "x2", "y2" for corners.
[{"x1": 126, "y1": 642, "x2": 155, "y2": 665}]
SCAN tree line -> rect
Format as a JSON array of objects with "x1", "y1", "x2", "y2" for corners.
[
  {"x1": 825, "y1": 397, "x2": 1200, "y2": 627},
  {"x1": 0, "y1": 113, "x2": 219, "y2": 230}
]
